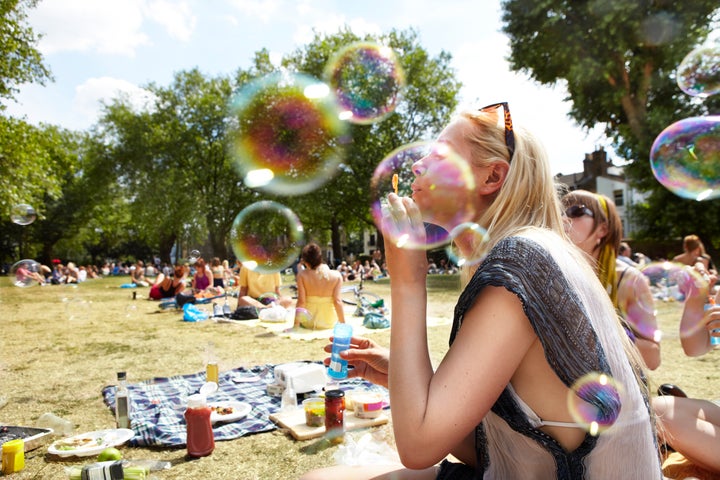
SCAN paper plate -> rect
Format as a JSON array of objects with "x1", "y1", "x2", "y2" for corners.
[
  {"x1": 210, "y1": 401, "x2": 252, "y2": 424},
  {"x1": 48, "y1": 428, "x2": 134, "y2": 457}
]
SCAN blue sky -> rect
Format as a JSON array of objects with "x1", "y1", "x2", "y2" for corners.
[{"x1": 6, "y1": 0, "x2": 619, "y2": 175}]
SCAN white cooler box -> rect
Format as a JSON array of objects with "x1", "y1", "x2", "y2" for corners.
[{"x1": 274, "y1": 362, "x2": 327, "y2": 393}]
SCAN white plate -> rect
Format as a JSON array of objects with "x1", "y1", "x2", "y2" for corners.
[
  {"x1": 210, "y1": 401, "x2": 252, "y2": 424},
  {"x1": 48, "y1": 428, "x2": 134, "y2": 457}
]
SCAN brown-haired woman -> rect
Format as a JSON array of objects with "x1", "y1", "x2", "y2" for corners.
[{"x1": 293, "y1": 242, "x2": 345, "y2": 330}]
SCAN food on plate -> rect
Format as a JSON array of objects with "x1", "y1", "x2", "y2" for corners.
[
  {"x1": 52, "y1": 435, "x2": 101, "y2": 451},
  {"x1": 212, "y1": 405, "x2": 234, "y2": 416}
]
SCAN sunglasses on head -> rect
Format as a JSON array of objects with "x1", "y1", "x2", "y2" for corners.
[
  {"x1": 479, "y1": 102, "x2": 515, "y2": 163},
  {"x1": 564, "y1": 205, "x2": 594, "y2": 219}
]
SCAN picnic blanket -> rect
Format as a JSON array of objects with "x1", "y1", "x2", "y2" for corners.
[{"x1": 101, "y1": 363, "x2": 388, "y2": 447}]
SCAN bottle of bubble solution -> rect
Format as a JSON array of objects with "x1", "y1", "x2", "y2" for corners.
[
  {"x1": 706, "y1": 296, "x2": 720, "y2": 348},
  {"x1": 185, "y1": 382, "x2": 216, "y2": 457},
  {"x1": 115, "y1": 371, "x2": 130, "y2": 429},
  {"x1": 327, "y1": 323, "x2": 353, "y2": 380}
]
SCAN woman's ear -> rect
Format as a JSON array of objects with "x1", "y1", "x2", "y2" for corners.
[{"x1": 477, "y1": 160, "x2": 510, "y2": 195}]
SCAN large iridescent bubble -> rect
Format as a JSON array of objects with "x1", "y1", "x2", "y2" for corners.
[
  {"x1": 324, "y1": 41, "x2": 405, "y2": 125},
  {"x1": 230, "y1": 201, "x2": 304, "y2": 274},
  {"x1": 228, "y1": 72, "x2": 349, "y2": 195},
  {"x1": 370, "y1": 141, "x2": 477, "y2": 250},
  {"x1": 650, "y1": 116, "x2": 720, "y2": 201},
  {"x1": 11, "y1": 259, "x2": 42, "y2": 287},
  {"x1": 567, "y1": 372, "x2": 623, "y2": 436},
  {"x1": 676, "y1": 45, "x2": 720, "y2": 98},
  {"x1": 10, "y1": 204, "x2": 37, "y2": 225}
]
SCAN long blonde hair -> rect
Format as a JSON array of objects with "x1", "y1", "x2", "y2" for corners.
[{"x1": 458, "y1": 108, "x2": 567, "y2": 282}]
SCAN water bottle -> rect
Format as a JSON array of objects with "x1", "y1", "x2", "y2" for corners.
[
  {"x1": 327, "y1": 323, "x2": 353, "y2": 380},
  {"x1": 281, "y1": 378, "x2": 298, "y2": 411},
  {"x1": 115, "y1": 372, "x2": 130, "y2": 429}
]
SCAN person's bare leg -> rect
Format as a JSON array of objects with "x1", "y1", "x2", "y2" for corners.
[
  {"x1": 654, "y1": 395, "x2": 720, "y2": 472},
  {"x1": 299, "y1": 464, "x2": 439, "y2": 480}
]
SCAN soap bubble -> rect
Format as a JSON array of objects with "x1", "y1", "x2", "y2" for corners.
[
  {"x1": 324, "y1": 41, "x2": 405, "y2": 124},
  {"x1": 649, "y1": 116, "x2": 720, "y2": 201},
  {"x1": 567, "y1": 372, "x2": 623, "y2": 436},
  {"x1": 10, "y1": 204, "x2": 37, "y2": 225},
  {"x1": 11, "y1": 259, "x2": 42, "y2": 287},
  {"x1": 370, "y1": 141, "x2": 477, "y2": 250},
  {"x1": 228, "y1": 71, "x2": 349, "y2": 195},
  {"x1": 445, "y1": 223, "x2": 489, "y2": 268},
  {"x1": 230, "y1": 201, "x2": 305, "y2": 274},
  {"x1": 676, "y1": 45, "x2": 720, "y2": 98}
]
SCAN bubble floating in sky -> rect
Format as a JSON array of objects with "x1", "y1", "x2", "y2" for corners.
[
  {"x1": 230, "y1": 200, "x2": 305, "y2": 274},
  {"x1": 567, "y1": 372, "x2": 623, "y2": 436},
  {"x1": 11, "y1": 259, "x2": 42, "y2": 287},
  {"x1": 676, "y1": 45, "x2": 720, "y2": 98},
  {"x1": 324, "y1": 41, "x2": 405, "y2": 125},
  {"x1": 649, "y1": 116, "x2": 720, "y2": 201},
  {"x1": 370, "y1": 141, "x2": 477, "y2": 250},
  {"x1": 10, "y1": 204, "x2": 37, "y2": 225},
  {"x1": 228, "y1": 71, "x2": 349, "y2": 195}
]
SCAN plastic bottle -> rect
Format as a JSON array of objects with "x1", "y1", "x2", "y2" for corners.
[
  {"x1": 206, "y1": 362, "x2": 219, "y2": 385},
  {"x1": 1, "y1": 439, "x2": 24, "y2": 474},
  {"x1": 185, "y1": 382, "x2": 216, "y2": 457},
  {"x1": 327, "y1": 323, "x2": 353, "y2": 380},
  {"x1": 281, "y1": 378, "x2": 298, "y2": 411},
  {"x1": 115, "y1": 372, "x2": 130, "y2": 429}
]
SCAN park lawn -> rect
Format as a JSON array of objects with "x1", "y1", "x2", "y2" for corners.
[{"x1": 0, "y1": 274, "x2": 717, "y2": 479}]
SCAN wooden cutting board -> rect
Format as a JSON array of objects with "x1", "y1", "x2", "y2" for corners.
[{"x1": 269, "y1": 408, "x2": 389, "y2": 441}]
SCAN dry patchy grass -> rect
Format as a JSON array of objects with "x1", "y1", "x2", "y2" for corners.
[{"x1": 0, "y1": 274, "x2": 717, "y2": 479}]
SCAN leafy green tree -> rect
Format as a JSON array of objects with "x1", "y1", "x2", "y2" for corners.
[
  {"x1": 501, "y1": 1, "x2": 720, "y2": 254},
  {"x1": 279, "y1": 27, "x2": 462, "y2": 260}
]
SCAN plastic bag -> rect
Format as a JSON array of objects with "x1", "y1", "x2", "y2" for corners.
[
  {"x1": 334, "y1": 431, "x2": 400, "y2": 466},
  {"x1": 259, "y1": 304, "x2": 290, "y2": 323},
  {"x1": 183, "y1": 303, "x2": 208, "y2": 322},
  {"x1": 363, "y1": 312, "x2": 390, "y2": 329}
]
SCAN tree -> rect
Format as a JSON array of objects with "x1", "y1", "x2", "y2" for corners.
[
  {"x1": 501, "y1": 1, "x2": 720, "y2": 254},
  {"x1": 279, "y1": 27, "x2": 462, "y2": 260}
]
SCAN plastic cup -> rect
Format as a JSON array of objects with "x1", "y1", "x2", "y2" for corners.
[
  {"x1": 327, "y1": 323, "x2": 353, "y2": 380},
  {"x1": 302, "y1": 397, "x2": 325, "y2": 427}
]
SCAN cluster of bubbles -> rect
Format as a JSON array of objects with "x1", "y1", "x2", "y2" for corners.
[
  {"x1": 226, "y1": 41, "x2": 406, "y2": 273},
  {"x1": 650, "y1": 43, "x2": 720, "y2": 201}
]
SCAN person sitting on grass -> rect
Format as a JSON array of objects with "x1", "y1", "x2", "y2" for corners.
[
  {"x1": 236, "y1": 263, "x2": 293, "y2": 310},
  {"x1": 149, "y1": 265, "x2": 187, "y2": 300},
  {"x1": 292, "y1": 242, "x2": 345, "y2": 330}
]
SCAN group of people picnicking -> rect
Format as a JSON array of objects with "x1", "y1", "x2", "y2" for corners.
[{"x1": 8, "y1": 105, "x2": 720, "y2": 477}]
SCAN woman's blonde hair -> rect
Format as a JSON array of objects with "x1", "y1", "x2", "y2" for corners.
[{"x1": 457, "y1": 108, "x2": 566, "y2": 281}]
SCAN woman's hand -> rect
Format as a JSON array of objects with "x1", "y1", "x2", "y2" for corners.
[
  {"x1": 323, "y1": 336, "x2": 389, "y2": 387},
  {"x1": 382, "y1": 193, "x2": 428, "y2": 284}
]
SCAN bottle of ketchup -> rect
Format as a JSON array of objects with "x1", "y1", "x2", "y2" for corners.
[{"x1": 185, "y1": 382, "x2": 217, "y2": 457}]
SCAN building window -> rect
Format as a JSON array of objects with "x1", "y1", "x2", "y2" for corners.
[{"x1": 613, "y1": 189, "x2": 624, "y2": 207}]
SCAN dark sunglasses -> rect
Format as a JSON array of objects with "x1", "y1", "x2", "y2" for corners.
[
  {"x1": 480, "y1": 102, "x2": 515, "y2": 163},
  {"x1": 564, "y1": 205, "x2": 594, "y2": 219}
]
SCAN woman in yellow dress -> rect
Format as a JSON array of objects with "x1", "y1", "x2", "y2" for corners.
[{"x1": 293, "y1": 243, "x2": 345, "y2": 330}]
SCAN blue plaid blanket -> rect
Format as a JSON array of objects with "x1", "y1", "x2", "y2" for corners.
[{"x1": 101, "y1": 363, "x2": 388, "y2": 447}]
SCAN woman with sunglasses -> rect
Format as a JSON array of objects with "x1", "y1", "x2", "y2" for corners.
[
  {"x1": 301, "y1": 107, "x2": 661, "y2": 479},
  {"x1": 561, "y1": 190, "x2": 661, "y2": 371}
]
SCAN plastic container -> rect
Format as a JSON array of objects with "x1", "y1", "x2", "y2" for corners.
[
  {"x1": 302, "y1": 397, "x2": 325, "y2": 427},
  {"x1": 352, "y1": 392, "x2": 384, "y2": 419},
  {"x1": 185, "y1": 382, "x2": 217, "y2": 457},
  {"x1": 35, "y1": 413, "x2": 74, "y2": 436},
  {"x1": 1, "y1": 438, "x2": 24, "y2": 474},
  {"x1": 206, "y1": 362, "x2": 219, "y2": 384},
  {"x1": 324, "y1": 389, "x2": 345, "y2": 444},
  {"x1": 327, "y1": 323, "x2": 353, "y2": 380}
]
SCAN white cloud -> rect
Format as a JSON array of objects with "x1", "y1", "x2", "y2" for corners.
[
  {"x1": 226, "y1": 0, "x2": 282, "y2": 23},
  {"x1": 30, "y1": 0, "x2": 149, "y2": 56},
  {"x1": 74, "y1": 77, "x2": 155, "y2": 122},
  {"x1": 144, "y1": 0, "x2": 197, "y2": 41}
]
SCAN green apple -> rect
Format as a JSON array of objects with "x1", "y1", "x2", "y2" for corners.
[{"x1": 97, "y1": 447, "x2": 122, "y2": 461}]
